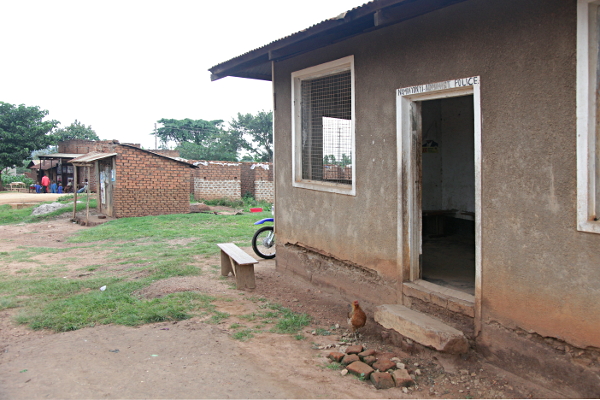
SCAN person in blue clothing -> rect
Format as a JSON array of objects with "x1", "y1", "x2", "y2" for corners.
[
  {"x1": 50, "y1": 180, "x2": 57, "y2": 193},
  {"x1": 77, "y1": 179, "x2": 88, "y2": 193},
  {"x1": 35, "y1": 182, "x2": 41, "y2": 193},
  {"x1": 58, "y1": 183, "x2": 64, "y2": 194}
]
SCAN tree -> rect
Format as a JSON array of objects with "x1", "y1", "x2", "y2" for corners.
[
  {"x1": 0, "y1": 102, "x2": 59, "y2": 189},
  {"x1": 229, "y1": 111, "x2": 273, "y2": 162},
  {"x1": 53, "y1": 119, "x2": 99, "y2": 142},
  {"x1": 154, "y1": 118, "x2": 249, "y2": 161}
]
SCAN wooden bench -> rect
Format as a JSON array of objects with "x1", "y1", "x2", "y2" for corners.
[
  {"x1": 8, "y1": 182, "x2": 26, "y2": 191},
  {"x1": 218, "y1": 243, "x2": 258, "y2": 290}
]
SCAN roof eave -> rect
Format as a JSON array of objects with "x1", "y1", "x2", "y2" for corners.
[{"x1": 209, "y1": 0, "x2": 469, "y2": 82}]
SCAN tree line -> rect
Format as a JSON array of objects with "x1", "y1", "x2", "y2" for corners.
[
  {"x1": 0, "y1": 100, "x2": 273, "y2": 187},
  {"x1": 153, "y1": 110, "x2": 273, "y2": 162}
]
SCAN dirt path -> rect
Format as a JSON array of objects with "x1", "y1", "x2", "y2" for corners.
[
  {"x1": 0, "y1": 192, "x2": 63, "y2": 205},
  {"x1": 0, "y1": 204, "x2": 560, "y2": 399}
]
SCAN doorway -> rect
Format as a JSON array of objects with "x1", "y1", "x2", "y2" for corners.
[
  {"x1": 396, "y1": 77, "x2": 482, "y2": 326},
  {"x1": 421, "y1": 96, "x2": 475, "y2": 294}
]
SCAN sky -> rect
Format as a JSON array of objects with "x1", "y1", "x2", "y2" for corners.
[{"x1": 0, "y1": 0, "x2": 368, "y2": 150}]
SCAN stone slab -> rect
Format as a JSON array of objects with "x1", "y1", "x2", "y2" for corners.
[{"x1": 374, "y1": 304, "x2": 469, "y2": 354}]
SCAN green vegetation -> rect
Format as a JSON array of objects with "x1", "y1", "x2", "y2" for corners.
[
  {"x1": 196, "y1": 195, "x2": 272, "y2": 213},
  {"x1": 325, "y1": 362, "x2": 342, "y2": 370},
  {"x1": 1, "y1": 174, "x2": 34, "y2": 187},
  {"x1": 0, "y1": 195, "x2": 97, "y2": 225},
  {"x1": 0, "y1": 205, "x2": 312, "y2": 343},
  {"x1": 232, "y1": 328, "x2": 255, "y2": 341},
  {"x1": 153, "y1": 111, "x2": 273, "y2": 162}
]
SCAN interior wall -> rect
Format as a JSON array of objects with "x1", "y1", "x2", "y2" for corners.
[{"x1": 422, "y1": 97, "x2": 475, "y2": 213}]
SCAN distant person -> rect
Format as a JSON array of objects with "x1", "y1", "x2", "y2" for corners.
[
  {"x1": 35, "y1": 182, "x2": 41, "y2": 193},
  {"x1": 41, "y1": 174, "x2": 50, "y2": 193},
  {"x1": 50, "y1": 180, "x2": 57, "y2": 193},
  {"x1": 58, "y1": 183, "x2": 64, "y2": 194},
  {"x1": 77, "y1": 179, "x2": 88, "y2": 193},
  {"x1": 66, "y1": 180, "x2": 73, "y2": 193}
]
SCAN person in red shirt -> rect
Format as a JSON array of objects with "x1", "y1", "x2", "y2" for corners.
[{"x1": 41, "y1": 174, "x2": 50, "y2": 194}]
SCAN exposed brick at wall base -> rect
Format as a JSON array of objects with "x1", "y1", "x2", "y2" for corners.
[
  {"x1": 193, "y1": 178, "x2": 240, "y2": 200},
  {"x1": 478, "y1": 323, "x2": 600, "y2": 398},
  {"x1": 276, "y1": 243, "x2": 400, "y2": 306}
]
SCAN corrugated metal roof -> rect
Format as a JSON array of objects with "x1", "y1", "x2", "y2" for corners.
[
  {"x1": 38, "y1": 153, "x2": 83, "y2": 159},
  {"x1": 209, "y1": 0, "x2": 467, "y2": 81},
  {"x1": 27, "y1": 160, "x2": 59, "y2": 170},
  {"x1": 69, "y1": 152, "x2": 117, "y2": 164}
]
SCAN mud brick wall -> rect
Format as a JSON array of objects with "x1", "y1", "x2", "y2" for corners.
[
  {"x1": 192, "y1": 161, "x2": 273, "y2": 202},
  {"x1": 112, "y1": 145, "x2": 190, "y2": 218},
  {"x1": 59, "y1": 139, "x2": 140, "y2": 154},
  {"x1": 192, "y1": 161, "x2": 242, "y2": 201},
  {"x1": 245, "y1": 163, "x2": 274, "y2": 202}
]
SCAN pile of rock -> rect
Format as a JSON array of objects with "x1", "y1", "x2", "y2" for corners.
[{"x1": 328, "y1": 345, "x2": 416, "y2": 391}]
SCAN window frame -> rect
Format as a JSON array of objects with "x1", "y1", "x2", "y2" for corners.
[
  {"x1": 291, "y1": 56, "x2": 356, "y2": 196},
  {"x1": 577, "y1": 0, "x2": 600, "y2": 234}
]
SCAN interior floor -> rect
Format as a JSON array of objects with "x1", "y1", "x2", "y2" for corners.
[{"x1": 422, "y1": 216, "x2": 475, "y2": 295}]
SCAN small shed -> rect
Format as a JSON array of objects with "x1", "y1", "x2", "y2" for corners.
[{"x1": 43, "y1": 139, "x2": 197, "y2": 218}]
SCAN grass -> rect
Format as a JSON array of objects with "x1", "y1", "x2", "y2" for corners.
[
  {"x1": 0, "y1": 195, "x2": 98, "y2": 225},
  {"x1": 232, "y1": 329, "x2": 255, "y2": 341},
  {"x1": 325, "y1": 362, "x2": 342, "y2": 370},
  {"x1": 195, "y1": 195, "x2": 272, "y2": 213},
  {"x1": 0, "y1": 200, "x2": 312, "y2": 342}
]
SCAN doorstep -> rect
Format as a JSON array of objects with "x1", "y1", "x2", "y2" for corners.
[{"x1": 402, "y1": 279, "x2": 475, "y2": 318}]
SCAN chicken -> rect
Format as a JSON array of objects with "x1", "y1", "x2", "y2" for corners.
[{"x1": 347, "y1": 300, "x2": 367, "y2": 340}]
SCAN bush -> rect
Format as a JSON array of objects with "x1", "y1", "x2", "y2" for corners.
[{"x1": 2, "y1": 174, "x2": 34, "y2": 188}]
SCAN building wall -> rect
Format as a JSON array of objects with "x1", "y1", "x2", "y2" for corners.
[
  {"x1": 192, "y1": 161, "x2": 274, "y2": 202},
  {"x1": 272, "y1": 0, "x2": 599, "y2": 395},
  {"x1": 59, "y1": 140, "x2": 191, "y2": 218}
]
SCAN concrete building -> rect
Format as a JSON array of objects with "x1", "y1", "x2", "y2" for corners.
[{"x1": 210, "y1": 0, "x2": 600, "y2": 396}]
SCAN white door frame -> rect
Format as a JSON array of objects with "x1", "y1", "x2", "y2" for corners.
[{"x1": 396, "y1": 77, "x2": 482, "y2": 333}]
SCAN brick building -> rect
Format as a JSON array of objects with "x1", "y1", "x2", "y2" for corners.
[
  {"x1": 191, "y1": 160, "x2": 273, "y2": 202},
  {"x1": 41, "y1": 140, "x2": 196, "y2": 218}
]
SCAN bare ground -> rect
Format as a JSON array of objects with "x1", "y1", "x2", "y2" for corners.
[{"x1": 0, "y1": 196, "x2": 560, "y2": 399}]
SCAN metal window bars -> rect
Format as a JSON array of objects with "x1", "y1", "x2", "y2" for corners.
[{"x1": 301, "y1": 70, "x2": 352, "y2": 184}]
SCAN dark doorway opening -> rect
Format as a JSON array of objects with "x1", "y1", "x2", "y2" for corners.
[{"x1": 420, "y1": 95, "x2": 475, "y2": 295}]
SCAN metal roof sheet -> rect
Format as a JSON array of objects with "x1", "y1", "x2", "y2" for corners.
[
  {"x1": 209, "y1": 0, "x2": 467, "y2": 81},
  {"x1": 69, "y1": 152, "x2": 117, "y2": 164},
  {"x1": 27, "y1": 159, "x2": 59, "y2": 170},
  {"x1": 38, "y1": 153, "x2": 83, "y2": 159}
]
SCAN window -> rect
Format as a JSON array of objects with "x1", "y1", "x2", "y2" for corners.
[
  {"x1": 577, "y1": 0, "x2": 600, "y2": 233},
  {"x1": 292, "y1": 56, "x2": 355, "y2": 195}
]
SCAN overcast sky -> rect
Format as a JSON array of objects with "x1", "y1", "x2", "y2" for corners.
[{"x1": 0, "y1": 0, "x2": 366, "y2": 149}]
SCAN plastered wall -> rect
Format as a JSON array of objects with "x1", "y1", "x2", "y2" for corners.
[{"x1": 273, "y1": 0, "x2": 600, "y2": 356}]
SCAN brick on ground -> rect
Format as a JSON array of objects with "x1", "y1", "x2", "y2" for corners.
[
  {"x1": 341, "y1": 354, "x2": 360, "y2": 365},
  {"x1": 362, "y1": 355, "x2": 377, "y2": 366},
  {"x1": 373, "y1": 358, "x2": 396, "y2": 372},
  {"x1": 346, "y1": 361, "x2": 375, "y2": 379},
  {"x1": 370, "y1": 372, "x2": 396, "y2": 390},
  {"x1": 345, "y1": 345, "x2": 364, "y2": 354},
  {"x1": 358, "y1": 349, "x2": 376, "y2": 358},
  {"x1": 328, "y1": 352, "x2": 345, "y2": 362},
  {"x1": 392, "y1": 369, "x2": 415, "y2": 387}
]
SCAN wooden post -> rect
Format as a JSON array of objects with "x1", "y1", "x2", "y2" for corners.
[
  {"x1": 85, "y1": 166, "x2": 90, "y2": 224},
  {"x1": 72, "y1": 165, "x2": 78, "y2": 220}
]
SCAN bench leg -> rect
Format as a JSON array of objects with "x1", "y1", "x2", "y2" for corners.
[
  {"x1": 220, "y1": 250, "x2": 233, "y2": 276},
  {"x1": 235, "y1": 265, "x2": 256, "y2": 290}
]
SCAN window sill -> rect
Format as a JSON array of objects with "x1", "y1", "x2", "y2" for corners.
[
  {"x1": 578, "y1": 220, "x2": 600, "y2": 234},
  {"x1": 293, "y1": 179, "x2": 355, "y2": 196}
]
